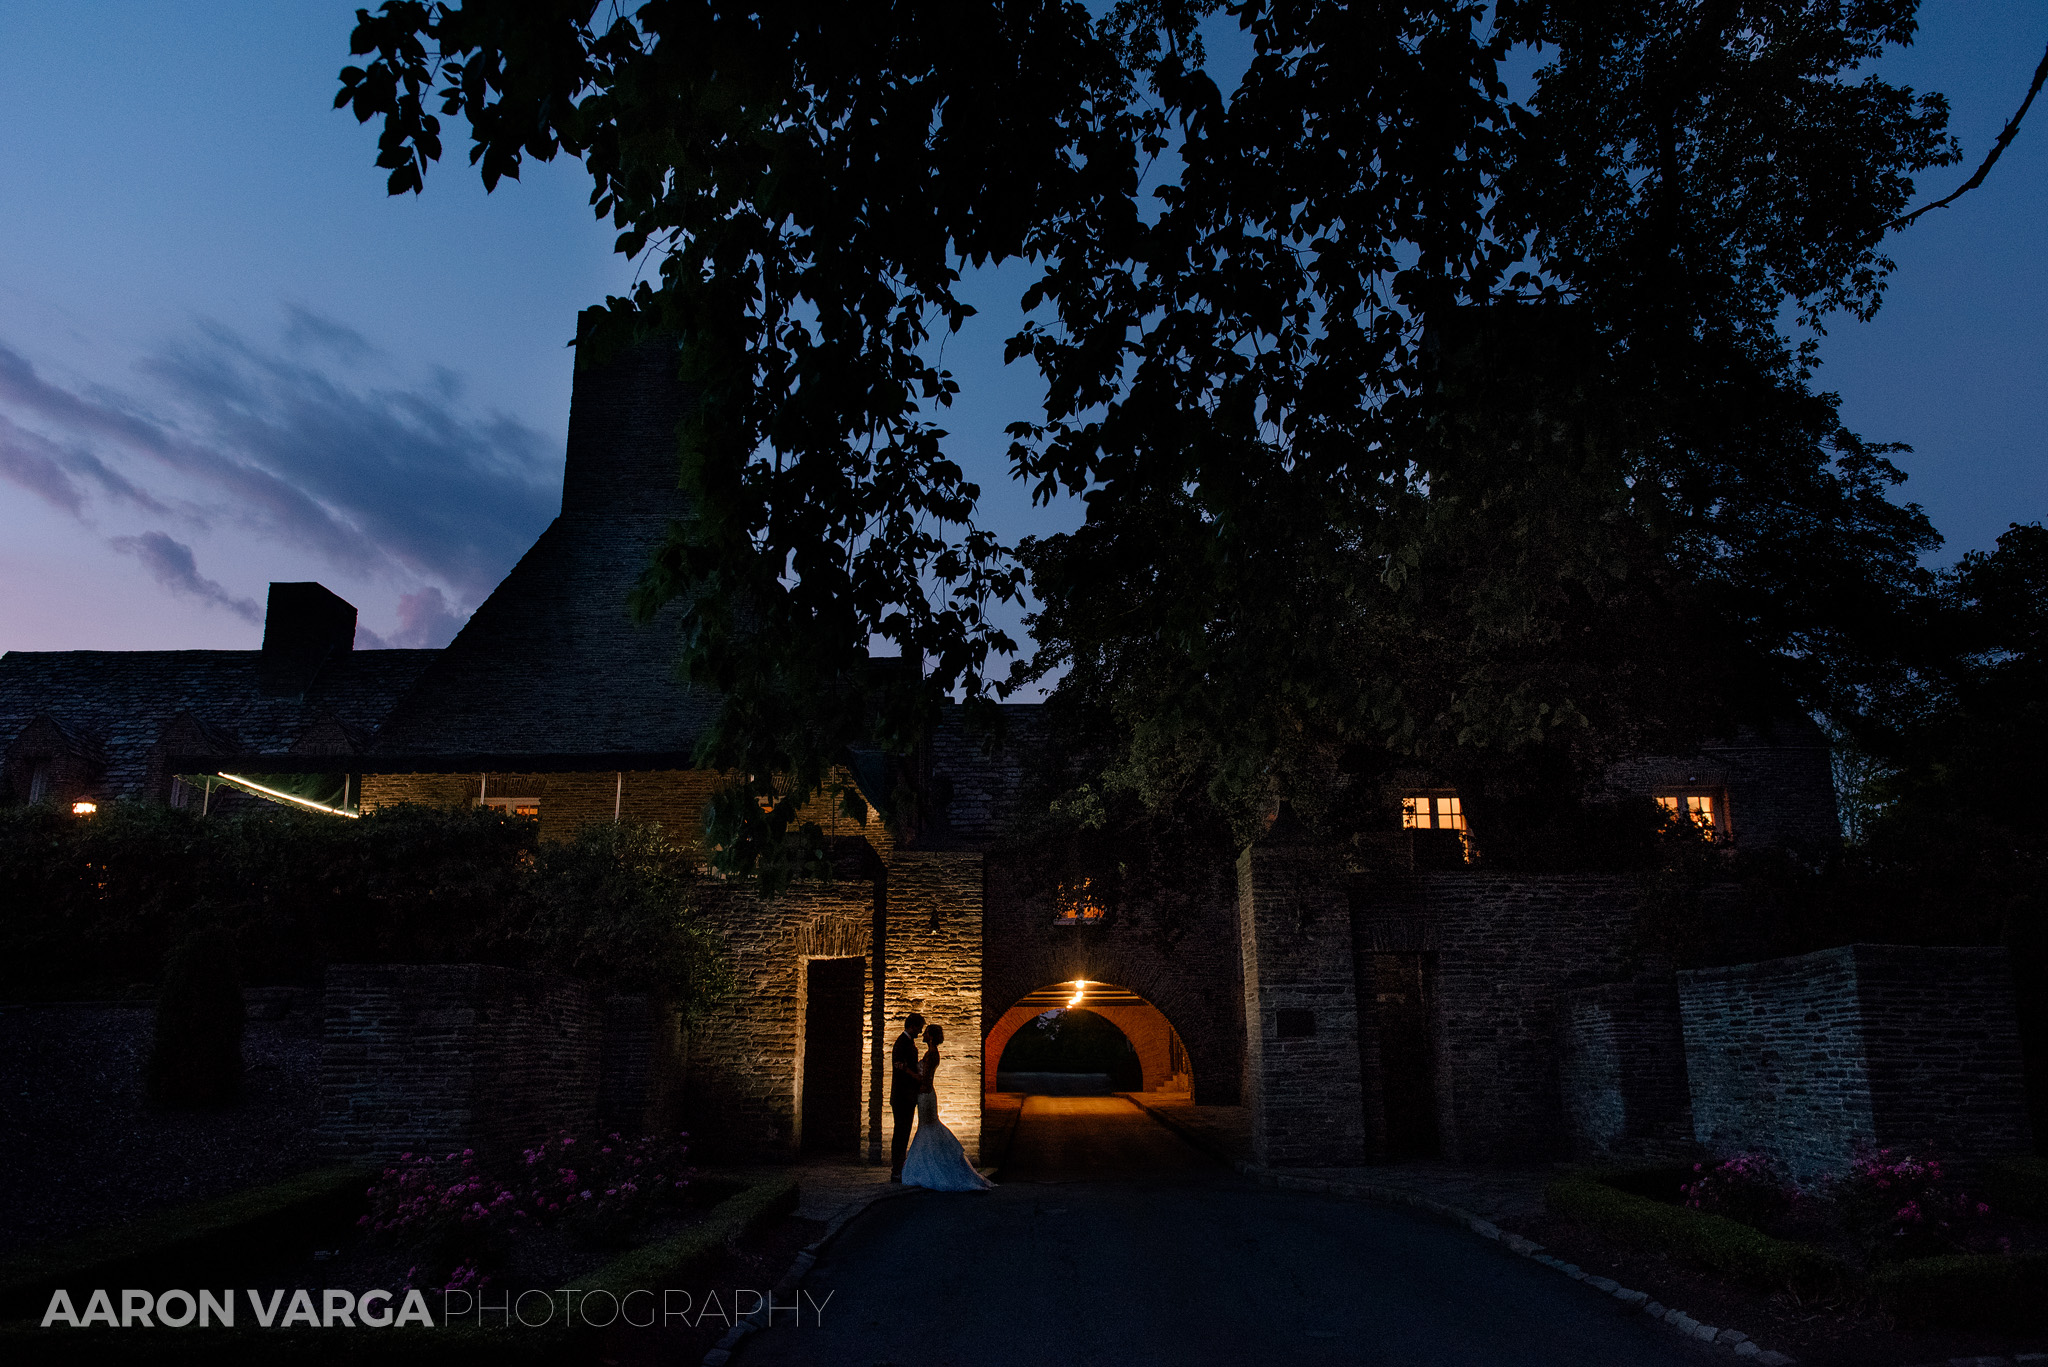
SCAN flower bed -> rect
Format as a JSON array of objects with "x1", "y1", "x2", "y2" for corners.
[{"x1": 1547, "y1": 1147, "x2": 2048, "y2": 1333}]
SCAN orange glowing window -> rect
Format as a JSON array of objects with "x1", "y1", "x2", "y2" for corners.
[
  {"x1": 1401, "y1": 795, "x2": 1466, "y2": 832},
  {"x1": 481, "y1": 797, "x2": 541, "y2": 819},
  {"x1": 1656, "y1": 793, "x2": 1718, "y2": 834},
  {"x1": 1053, "y1": 878, "x2": 1106, "y2": 925},
  {"x1": 71, "y1": 801, "x2": 98, "y2": 816}
]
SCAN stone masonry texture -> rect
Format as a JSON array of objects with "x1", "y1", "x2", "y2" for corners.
[
  {"x1": 1238, "y1": 834, "x2": 1368, "y2": 1166},
  {"x1": 1679, "y1": 944, "x2": 2034, "y2": 1178},
  {"x1": 1352, "y1": 873, "x2": 1650, "y2": 1163},
  {"x1": 1559, "y1": 981, "x2": 1693, "y2": 1156},
  {"x1": 319, "y1": 964, "x2": 604, "y2": 1159}
]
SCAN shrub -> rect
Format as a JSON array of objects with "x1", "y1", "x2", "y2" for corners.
[
  {"x1": 360, "y1": 1130, "x2": 693, "y2": 1285},
  {"x1": 1546, "y1": 1175, "x2": 1846, "y2": 1295},
  {"x1": 0, "y1": 804, "x2": 729, "y2": 1020},
  {"x1": 144, "y1": 928, "x2": 244, "y2": 1107},
  {"x1": 1868, "y1": 1252, "x2": 2048, "y2": 1331},
  {"x1": 1681, "y1": 1151, "x2": 1799, "y2": 1229},
  {"x1": 1828, "y1": 1146, "x2": 1995, "y2": 1264},
  {"x1": 1983, "y1": 1154, "x2": 2048, "y2": 1223}
]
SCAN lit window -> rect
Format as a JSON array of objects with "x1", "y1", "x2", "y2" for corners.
[
  {"x1": 1401, "y1": 795, "x2": 1467, "y2": 832},
  {"x1": 1656, "y1": 793, "x2": 1718, "y2": 835},
  {"x1": 481, "y1": 797, "x2": 541, "y2": 819},
  {"x1": 1053, "y1": 878, "x2": 1106, "y2": 925},
  {"x1": 71, "y1": 800, "x2": 97, "y2": 816}
]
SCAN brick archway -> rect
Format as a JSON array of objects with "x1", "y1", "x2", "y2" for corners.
[{"x1": 983, "y1": 982, "x2": 1191, "y2": 1096}]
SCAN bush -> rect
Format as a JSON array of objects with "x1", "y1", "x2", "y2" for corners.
[
  {"x1": 1868, "y1": 1252, "x2": 2048, "y2": 1331},
  {"x1": 1983, "y1": 1154, "x2": 2048, "y2": 1223},
  {"x1": 360, "y1": 1130, "x2": 693, "y2": 1286},
  {"x1": 1546, "y1": 1175, "x2": 1846, "y2": 1295},
  {"x1": 1681, "y1": 1151, "x2": 1800, "y2": 1229},
  {"x1": 144, "y1": 929, "x2": 243, "y2": 1107},
  {"x1": 0, "y1": 804, "x2": 728, "y2": 1018},
  {"x1": 1828, "y1": 1146, "x2": 1995, "y2": 1263}
]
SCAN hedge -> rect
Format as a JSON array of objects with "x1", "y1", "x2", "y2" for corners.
[
  {"x1": 1868, "y1": 1252, "x2": 2048, "y2": 1330},
  {"x1": 0, "y1": 1170, "x2": 802, "y2": 1366},
  {"x1": 0, "y1": 1164, "x2": 371, "y2": 1323},
  {"x1": 1544, "y1": 1175, "x2": 1846, "y2": 1296},
  {"x1": 1983, "y1": 1154, "x2": 2048, "y2": 1223}
]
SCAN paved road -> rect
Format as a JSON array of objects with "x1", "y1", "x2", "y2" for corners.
[{"x1": 738, "y1": 1095, "x2": 1715, "y2": 1367}]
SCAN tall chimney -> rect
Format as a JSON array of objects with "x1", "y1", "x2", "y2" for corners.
[
  {"x1": 258, "y1": 582, "x2": 357, "y2": 696},
  {"x1": 559, "y1": 326, "x2": 694, "y2": 518}
]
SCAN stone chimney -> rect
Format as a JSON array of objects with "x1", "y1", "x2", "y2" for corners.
[
  {"x1": 559, "y1": 326, "x2": 693, "y2": 518},
  {"x1": 259, "y1": 582, "x2": 356, "y2": 696}
]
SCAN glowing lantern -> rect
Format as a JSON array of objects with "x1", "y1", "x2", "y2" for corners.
[{"x1": 71, "y1": 801, "x2": 97, "y2": 816}]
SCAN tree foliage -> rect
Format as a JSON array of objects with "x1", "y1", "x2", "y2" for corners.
[{"x1": 336, "y1": 0, "x2": 1988, "y2": 852}]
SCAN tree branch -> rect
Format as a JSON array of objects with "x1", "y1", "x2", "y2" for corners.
[{"x1": 1892, "y1": 38, "x2": 2048, "y2": 231}]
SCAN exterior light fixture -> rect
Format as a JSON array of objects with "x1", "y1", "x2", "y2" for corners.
[
  {"x1": 71, "y1": 801, "x2": 97, "y2": 816},
  {"x1": 1067, "y1": 980, "x2": 1087, "y2": 1008}
]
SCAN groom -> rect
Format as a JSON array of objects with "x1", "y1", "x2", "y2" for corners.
[{"x1": 888, "y1": 1012, "x2": 926, "y2": 1182}]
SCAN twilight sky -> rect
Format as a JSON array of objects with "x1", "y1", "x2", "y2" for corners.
[{"x1": 1, "y1": 2, "x2": 2043, "y2": 657}]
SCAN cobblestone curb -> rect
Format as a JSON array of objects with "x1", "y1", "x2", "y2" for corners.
[{"x1": 1235, "y1": 1160, "x2": 1800, "y2": 1365}]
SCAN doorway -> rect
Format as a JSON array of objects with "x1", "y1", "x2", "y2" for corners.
[
  {"x1": 801, "y1": 956, "x2": 865, "y2": 1153},
  {"x1": 1369, "y1": 953, "x2": 1440, "y2": 1158}
]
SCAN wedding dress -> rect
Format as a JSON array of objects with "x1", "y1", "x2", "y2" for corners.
[{"x1": 901, "y1": 1051, "x2": 996, "y2": 1191}]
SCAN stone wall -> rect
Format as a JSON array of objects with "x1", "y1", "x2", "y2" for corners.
[
  {"x1": 1353, "y1": 873, "x2": 1648, "y2": 1163},
  {"x1": 319, "y1": 964, "x2": 603, "y2": 1159},
  {"x1": 887, "y1": 852, "x2": 987, "y2": 1160},
  {"x1": 1237, "y1": 830, "x2": 1367, "y2": 1166},
  {"x1": 982, "y1": 846, "x2": 1243, "y2": 1105},
  {"x1": 679, "y1": 845, "x2": 982, "y2": 1162},
  {"x1": 1680, "y1": 944, "x2": 2034, "y2": 1178},
  {"x1": 1559, "y1": 981, "x2": 1693, "y2": 1157}
]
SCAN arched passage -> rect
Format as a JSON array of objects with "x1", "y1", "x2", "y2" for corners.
[{"x1": 984, "y1": 982, "x2": 1192, "y2": 1098}]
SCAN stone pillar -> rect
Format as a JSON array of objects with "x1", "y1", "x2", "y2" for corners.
[{"x1": 1237, "y1": 813, "x2": 1367, "y2": 1167}]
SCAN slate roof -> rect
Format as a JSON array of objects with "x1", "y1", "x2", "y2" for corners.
[
  {"x1": 362, "y1": 511, "x2": 716, "y2": 770},
  {"x1": 361, "y1": 333, "x2": 719, "y2": 771},
  {"x1": 0, "y1": 648, "x2": 437, "y2": 799}
]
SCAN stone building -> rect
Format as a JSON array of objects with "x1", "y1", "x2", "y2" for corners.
[{"x1": 2, "y1": 331, "x2": 1870, "y2": 1169}]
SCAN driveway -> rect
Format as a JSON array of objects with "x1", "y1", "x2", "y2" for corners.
[{"x1": 736, "y1": 1095, "x2": 1716, "y2": 1367}]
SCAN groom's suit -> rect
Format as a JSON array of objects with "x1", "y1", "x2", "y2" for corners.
[{"x1": 889, "y1": 1031, "x2": 922, "y2": 1177}]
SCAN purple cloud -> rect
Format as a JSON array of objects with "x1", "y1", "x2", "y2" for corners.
[{"x1": 109, "y1": 531, "x2": 261, "y2": 624}]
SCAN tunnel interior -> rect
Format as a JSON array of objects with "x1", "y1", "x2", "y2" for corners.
[{"x1": 986, "y1": 983, "x2": 1191, "y2": 1098}]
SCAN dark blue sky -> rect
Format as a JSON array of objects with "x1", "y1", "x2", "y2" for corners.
[{"x1": 0, "y1": 2, "x2": 2041, "y2": 655}]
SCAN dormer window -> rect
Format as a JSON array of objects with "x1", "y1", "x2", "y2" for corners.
[
  {"x1": 27, "y1": 760, "x2": 52, "y2": 805},
  {"x1": 1401, "y1": 794, "x2": 1466, "y2": 833},
  {"x1": 1052, "y1": 878, "x2": 1106, "y2": 926},
  {"x1": 1656, "y1": 792, "x2": 1722, "y2": 837}
]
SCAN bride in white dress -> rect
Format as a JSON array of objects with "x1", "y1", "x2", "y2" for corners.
[{"x1": 900, "y1": 1024, "x2": 996, "y2": 1191}]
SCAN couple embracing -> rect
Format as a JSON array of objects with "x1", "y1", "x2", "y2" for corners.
[{"x1": 888, "y1": 1013, "x2": 996, "y2": 1191}]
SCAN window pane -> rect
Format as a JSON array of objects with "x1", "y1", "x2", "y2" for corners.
[
  {"x1": 1438, "y1": 796, "x2": 1467, "y2": 832},
  {"x1": 1402, "y1": 796, "x2": 1428, "y2": 829}
]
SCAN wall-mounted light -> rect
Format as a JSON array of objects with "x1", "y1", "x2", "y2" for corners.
[{"x1": 71, "y1": 801, "x2": 97, "y2": 816}]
